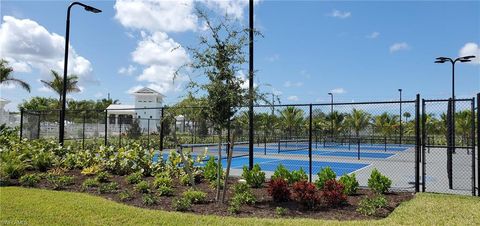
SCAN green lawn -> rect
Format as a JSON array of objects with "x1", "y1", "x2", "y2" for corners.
[{"x1": 0, "y1": 187, "x2": 479, "y2": 226}]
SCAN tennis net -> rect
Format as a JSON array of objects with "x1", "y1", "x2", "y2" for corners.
[{"x1": 278, "y1": 139, "x2": 310, "y2": 153}]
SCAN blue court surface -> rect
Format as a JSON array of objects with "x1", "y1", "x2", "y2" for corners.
[{"x1": 154, "y1": 153, "x2": 369, "y2": 176}]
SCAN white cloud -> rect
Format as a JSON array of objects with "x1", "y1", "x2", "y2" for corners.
[
  {"x1": 459, "y1": 42, "x2": 480, "y2": 64},
  {"x1": 0, "y1": 16, "x2": 95, "y2": 85},
  {"x1": 287, "y1": 95, "x2": 299, "y2": 101},
  {"x1": 367, "y1": 32, "x2": 380, "y2": 39},
  {"x1": 284, "y1": 81, "x2": 303, "y2": 88},
  {"x1": 38, "y1": 86, "x2": 53, "y2": 93},
  {"x1": 266, "y1": 54, "x2": 279, "y2": 62},
  {"x1": 130, "y1": 32, "x2": 189, "y2": 94},
  {"x1": 94, "y1": 92, "x2": 103, "y2": 98},
  {"x1": 236, "y1": 70, "x2": 256, "y2": 89},
  {"x1": 114, "y1": 0, "x2": 197, "y2": 33},
  {"x1": 327, "y1": 9, "x2": 351, "y2": 19},
  {"x1": 0, "y1": 83, "x2": 16, "y2": 90},
  {"x1": 118, "y1": 65, "x2": 137, "y2": 75},
  {"x1": 203, "y1": 0, "x2": 261, "y2": 20},
  {"x1": 330, "y1": 88, "x2": 346, "y2": 94},
  {"x1": 390, "y1": 42, "x2": 410, "y2": 53},
  {"x1": 127, "y1": 85, "x2": 144, "y2": 94}
]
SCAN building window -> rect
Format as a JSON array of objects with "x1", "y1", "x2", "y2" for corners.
[{"x1": 109, "y1": 114, "x2": 116, "y2": 124}]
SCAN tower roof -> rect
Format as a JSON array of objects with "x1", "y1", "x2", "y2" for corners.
[{"x1": 132, "y1": 87, "x2": 165, "y2": 97}]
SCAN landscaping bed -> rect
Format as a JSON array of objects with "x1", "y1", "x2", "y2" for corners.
[{"x1": 4, "y1": 169, "x2": 413, "y2": 220}]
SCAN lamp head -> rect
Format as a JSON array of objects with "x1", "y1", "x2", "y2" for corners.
[
  {"x1": 328, "y1": 92, "x2": 332, "y2": 96},
  {"x1": 84, "y1": 5, "x2": 102, "y2": 13}
]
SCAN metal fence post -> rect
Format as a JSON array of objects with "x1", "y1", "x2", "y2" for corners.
[
  {"x1": 159, "y1": 108, "x2": 164, "y2": 152},
  {"x1": 104, "y1": 110, "x2": 108, "y2": 146},
  {"x1": 415, "y1": 94, "x2": 421, "y2": 192},
  {"x1": 477, "y1": 93, "x2": 479, "y2": 197},
  {"x1": 19, "y1": 108, "x2": 24, "y2": 141},
  {"x1": 471, "y1": 98, "x2": 476, "y2": 196},
  {"x1": 147, "y1": 118, "x2": 150, "y2": 149},
  {"x1": 308, "y1": 104, "x2": 313, "y2": 182},
  {"x1": 82, "y1": 112, "x2": 86, "y2": 149},
  {"x1": 37, "y1": 112, "x2": 41, "y2": 139},
  {"x1": 421, "y1": 99, "x2": 426, "y2": 192}
]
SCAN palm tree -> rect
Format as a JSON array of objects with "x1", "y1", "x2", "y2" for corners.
[
  {"x1": 374, "y1": 112, "x2": 399, "y2": 138},
  {"x1": 278, "y1": 106, "x2": 305, "y2": 139},
  {"x1": 326, "y1": 111, "x2": 346, "y2": 137},
  {"x1": 0, "y1": 59, "x2": 30, "y2": 92},
  {"x1": 40, "y1": 70, "x2": 80, "y2": 106},
  {"x1": 346, "y1": 109, "x2": 371, "y2": 137},
  {"x1": 455, "y1": 110, "x2": 473, "y2": 146},
  {"x1": 403, "y1": 112, "x2": 411, "y2": 123}
]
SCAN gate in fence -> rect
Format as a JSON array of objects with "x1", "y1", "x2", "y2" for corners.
[{"x1": 422, "y1": 98, "x2": 477, "y2": 196}]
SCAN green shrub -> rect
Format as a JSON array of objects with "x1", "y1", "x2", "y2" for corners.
[
  {"x1": 47, "y1": 175, "x2": 74, "y2": 190},
  {"x1": 119, "y1": 190, "x2": 133, "y2": 202},
  {"x1": 180, "y1": 173, "x2": 191, "y2": 186},
  {"x1": 275, "y1": 207, "x2": 288, "y2": 216},
  {"x1": 339, "y1": 173, "x2": 359, "y2": 195},
  {"x1": 95, "y1": 171, "x2": 110, "y2": 183},
  {"x1": 314, "y1": 167, "x2": 336, "y2": 189},
  {"x1": 19, "y1": 174, "x2": 41, "y2": 187},
  {"x1": 135, "y1": 180, "x2": 151, "y2": 193},
  {"x1": 290, "y1": 168, "x2": 308, "y2": 184},
  {"x1": 368, "y1": 169, "x2": 392, "y2": 194},
  {"x1": 0, "y1": 152, "x2": 27, "y2": 179},
  {"x1": 172, "y1": 197, "x2": 192, "y2": 211},
  {"x1": 142, "y1": 193, "x2": 157, "y2": 206},
  {"x1": 153, "y1": 174, "x2": 172, "y2": 188},
  {"x1": 356, "y1": 195, "x2": 388, "y2": 216},
  {"x1": 271, "y1": 164, "x2": 291, "y2": 183},
  {"x1": 229, "y1": 183, "x2": 257, "y2": 214},
  {"x1": 242, "y1": 164, "x2": 265, "y2": 188},
  {"x1": 82, "y1": 178, "x2": 99, "y2": 190},
  {"x1": 31, "y1": 150, "x2": 54, "y2": 172},
  {"x1": 204, "y1": 157, "x2": 222, "y2": 182},
  {"x1": 182, "y1": 188, "x2": 207, "y2": 204},
  {"x1": 157, "y1": 185, "x2": 174, "y2": 196},
  {"x1": 126, "y1": 172, "x2": 143, "y2": 184},
  {"x1": 99, "y1": 182, "x2": 119, "y2": 194},
  {"x1": 81, "y1": 165, "x2": 102, "y2": 176}
]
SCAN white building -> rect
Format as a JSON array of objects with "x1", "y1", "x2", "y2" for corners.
[{"x1": 106, "y1": 87, "x2": 164, "y2": 133}]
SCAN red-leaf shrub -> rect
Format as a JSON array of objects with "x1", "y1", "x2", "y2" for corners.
[
  {"x1": 267, "y1": 178, "x2": 290, "y2": 202},
  {"x1": 292, "y1": 180, "x2": 320, "y2": 209},
  {"x1": 321, "y1": 179, "x2": 347, "y2": 206}
]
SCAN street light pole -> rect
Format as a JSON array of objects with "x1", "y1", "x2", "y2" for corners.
[
  {"x1": 328, "y1": 92, "x2": 333, "y2": 138},
  {"x1": 59, "y1": 2, "x2": 101, "y2": 145},
  {"x1": 435, "y1": 55, "x2": 476, "y2": 151},
  {"x1": 399, "y1": 88, "x2": 402, "y2": 145}
]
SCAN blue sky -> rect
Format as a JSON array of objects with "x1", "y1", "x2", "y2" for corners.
[{"x1": 1, "y1": 0, "x2": 479, "y2": 111}]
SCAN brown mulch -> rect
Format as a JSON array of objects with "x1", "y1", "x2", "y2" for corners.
[{"x1": 6, "y1": 170, "x2": 414, "y2": 220}]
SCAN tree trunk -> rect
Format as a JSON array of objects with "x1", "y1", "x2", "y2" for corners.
[
  {"x1": 222, "y1": 132, "x2": 235, "y2": 203},
  {"x1": 215, "y1": 130, "x2": 222, "y2": 202}
]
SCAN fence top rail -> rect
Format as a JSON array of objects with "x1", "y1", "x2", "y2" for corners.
[{"x1": 423, "y1": 98, "x2": 474, "y2": 103}]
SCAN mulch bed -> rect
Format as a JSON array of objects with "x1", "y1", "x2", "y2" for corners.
[{"x1": 6, "y1": 170, "x2": 414, "y2": 220}]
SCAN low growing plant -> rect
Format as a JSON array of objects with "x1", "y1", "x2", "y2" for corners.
[
  {"x1": 204, "y1": 157, "x2": 222, "y2": 182},
  {"x1": 321, "y1": 179, "x2": 347, "y2": 206},
  {"x1": 119, "y1": 189, "x2": 134, "y2": 202},
  {"x1": 135, "y1": 180, "x2": 151, "y2": 193},
  {"x1": 356, "y1": 195, "x2": 388, "y2": 216},
  {"x1": 275, "y1": 207, "x2": 288, "y2": 216},
  {"x1": 99, "y1": 182, "x2": 119, "y2": 194},
  {"x1": 229, "y1": 183, "x2": 257, "y2": 214},
  {"x1": 314, "y1": 167, "x2": 336, "y2": 189},
  {"x1": 267, "y1": 178, "x2": 291, "y2": 202},
  {"x1": 95, "y1": 171, "x2": 110, "y2": 183},
  {"x1": 47, "y1": 175, "x2": 74, "y2": 190},
  {"x1": 172, "y1": 197, "x2": 191, "y2": 211},
  {"x1": 292, "y1": 180, "x2": 320, "y2": 210},
  {"x1": 142, "y1": 193, "x2": 157, "y2": 206},
  {"x1": 368, "y1": 169, "x2": 392, "y2": 194},
  {"x1": 82, "y1": 178, "x2": 100, "y2": 190},
  {"x1": 182, "y1": 188, "x2": 207, "y2": 204},
  {"x1": 339, "y1": 173, "x2": 359, "y2": 195},
  {"x1": 271, "y1": 164, "x2": 291, "y2": 183},
  {"x1": 290, "y1": 168, "x2": 308, "y2": 184},
  {"x1": 81, "y1": 165, "x2": 102, "y2": 176},
  {"x1": 242, "y1": 163, "x2": 265, "y2": 188},
  {"x1": 157, "y1": 185, "x2": 174, "y2": 196},
  {"x1": 126, "y1": 172, "x2": 143, "y2": 184},
  {"x1": 19, "y1": 174, "x2": 41, "y2": 187},
  {"x1": 153, "y1": 174, "x2": 172, "y2": 188}
]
